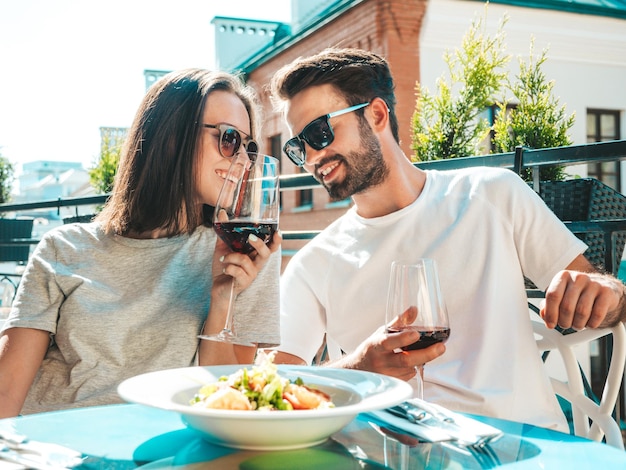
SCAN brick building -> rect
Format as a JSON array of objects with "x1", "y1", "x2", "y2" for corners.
[
  {"x1": 215, "y1": 0, "x2": 626, "y2": 262},
  {"x1": 237, "y1": 0, "x2": 428, "y2": 260}
]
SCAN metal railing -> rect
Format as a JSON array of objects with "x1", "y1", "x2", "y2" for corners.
[{"x1": 2, "y1": 139, "x2": 625, "y2": 242}]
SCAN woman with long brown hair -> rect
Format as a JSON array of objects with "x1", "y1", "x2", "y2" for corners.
[{"x1": 0, "y1": 69, "x2": 281, "y2": 417}]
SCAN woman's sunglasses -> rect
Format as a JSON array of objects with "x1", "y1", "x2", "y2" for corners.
[
  {"x1": 283, "y1": 102, "x2": 370, "y2": 167},
  {"x1": 203, "y1": 123, "x2": 258, "y2": 158}
]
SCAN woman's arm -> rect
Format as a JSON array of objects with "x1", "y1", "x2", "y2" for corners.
[
  {"x1": 198, "y1": 232, "x2": 282, "y2": 366},
  {"x1": 0, "y1": 327, "x2": 50, "y2": 418}
]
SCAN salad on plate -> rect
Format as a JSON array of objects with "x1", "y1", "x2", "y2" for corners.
[{"x1": 190, "y1": 351, "x2": 335, "y2": 411}]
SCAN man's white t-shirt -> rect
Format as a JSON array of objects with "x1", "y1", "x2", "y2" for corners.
[{"x1": 279, "y1": 167, "x2": 587, "y2": 431}]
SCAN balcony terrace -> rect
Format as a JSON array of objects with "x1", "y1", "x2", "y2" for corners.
[{"x1": 1, "y1": 139, "x2": 625, "y2": 440}]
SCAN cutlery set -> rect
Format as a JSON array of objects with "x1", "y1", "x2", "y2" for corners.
[
  {"x1": 367, "y1": 399, "x2": 503, "y2": 448},
  {"x1": 365, "y1": 399, "x2": 505, "y2": 467},
  {"x1": 385, "y1": 399, "x2": 503, "y2": 448}
]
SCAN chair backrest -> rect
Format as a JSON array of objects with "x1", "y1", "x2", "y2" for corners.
[
  {"x1": 532, "y1": 316, "x2": 626, "y2": 449},
  {"x1": 537, "y1": 178, "x2": 626, "y2": 273},
  {"x1": 528, "y1": 178, "x2": 626, "y2": 448},
  {"x1": 0, "y1": 218, "x2": 34, "y2": 263}
]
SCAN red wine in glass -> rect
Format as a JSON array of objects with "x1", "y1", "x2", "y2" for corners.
[
  {"x1": 199, "y1": 152, "x2": 279, "y2": 346},
  {"x1": 385, "y1": 259, "x2": 450, "y2": 399},
  {"x1": 213, "y1": 221, "x2": 277, "y2": 255},
  {"x1": 386, "y1": 326, "x2": 451, "y2": 351}
]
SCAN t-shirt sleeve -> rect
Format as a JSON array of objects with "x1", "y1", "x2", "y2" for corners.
[
  {"x1": 503, "y1": 173, "x2": 587, "y2": 290},
  {"x1": 3, "y1": 232, "x2": 64, "y2": 333}
]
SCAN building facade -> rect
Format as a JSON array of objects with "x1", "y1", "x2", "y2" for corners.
[{"x1": 212, "y1": 0, "x2": 626, "y2": 258}]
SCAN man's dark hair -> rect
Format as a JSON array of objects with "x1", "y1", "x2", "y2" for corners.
[{"x1": 270, "y1": 48, "x2": 399, "y2": 143}]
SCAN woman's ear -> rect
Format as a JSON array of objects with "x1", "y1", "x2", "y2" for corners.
[{"x1": 368, "y1": 97, "x2": 389, "y2": 132}]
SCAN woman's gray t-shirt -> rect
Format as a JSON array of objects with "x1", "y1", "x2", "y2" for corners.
[{"x1": 2, "y1": 223, "x2": 280, "y2": 414}]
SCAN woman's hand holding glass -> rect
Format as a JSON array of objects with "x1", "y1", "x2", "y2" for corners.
[
  {"x1": 211, "y1": 229, "x2": 280, "y2": 306},
  {"x1": 200, "y1": 152, "x2": 280, "y2": 346}
]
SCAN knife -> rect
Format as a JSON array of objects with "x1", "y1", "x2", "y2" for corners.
[{"x1": 387, "y1": 401, "x2": 500, "y2": 448}]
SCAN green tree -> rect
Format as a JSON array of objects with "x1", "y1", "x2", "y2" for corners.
[
  {"x1": 410, "y1": 8, "x2": 575, "y2": 183},
  {"x1": 0, "y1": 151, "x2": 14, "y2": 204},
  {"x1": 89, "y1": 128, "x2": 125, "y2": 194},
  {"x1": 411, "y1": 11, "x2": 510, "y2": 161},
  {"x1": 492, "y1": 42, "x2": 575, "y2": 181}
]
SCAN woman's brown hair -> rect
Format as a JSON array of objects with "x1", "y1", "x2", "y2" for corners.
[{"x1": 97, "y1": 69, "x2": 260, "y2": 236}]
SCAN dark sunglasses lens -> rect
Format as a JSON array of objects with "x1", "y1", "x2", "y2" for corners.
[
  {"x1": 284, "y1": 138, "x2": 305, "y2": 166},
  {"x1": 303, "y1": 117, "x2": 333, "y2": 150},
  {"x1": 246, "y1": 140, "x2": 258, "y2": 155},
  {"x1": 220, "y1": 128, "x2": 241, "y2": 157}
]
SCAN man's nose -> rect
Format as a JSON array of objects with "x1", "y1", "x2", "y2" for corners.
[{"x1": 302, "y1": 143, "x2": 326, "y2": 170}]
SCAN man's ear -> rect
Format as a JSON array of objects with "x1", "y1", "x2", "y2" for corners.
[{"x1": 368, "y1": 97, "x2": 389, "y2": 132}]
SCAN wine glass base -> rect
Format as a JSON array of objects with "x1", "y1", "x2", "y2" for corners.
[{"x1": 198, "y1": 333, "x2": 255, "y2": 347}]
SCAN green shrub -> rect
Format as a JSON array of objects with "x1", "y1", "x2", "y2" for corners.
[
  {"x1": 492, "y1": 42, "x2": 575, "y2": 181},
  {"x1": 89, "y1": 128, "x2": 125, "y2": 194},
  {"x1": 410, "y1": 7, "x2": 575, "y2": 182},
  {"x1": 411, "y1": 11, "x2": 509, "y2": 161}
]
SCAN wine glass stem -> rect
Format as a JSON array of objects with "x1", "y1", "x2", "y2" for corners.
[
  {"x1": 222, "y1": 277, "x2": 236, "y2": 334},
  {"x1": 416, "y1": 364, "x2": 425, "y2": 400}
]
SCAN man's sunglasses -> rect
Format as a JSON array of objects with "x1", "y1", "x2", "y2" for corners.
[
  {"x1": 203, "y1": 123, "x2": 258, "y2": 158},
  {"x1": 283, "y1": 102, "x2": 370, "y2": 167}
]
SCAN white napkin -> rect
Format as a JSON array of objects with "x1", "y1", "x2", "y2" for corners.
[{"x1": 364, "y1": 400, "x2": 503, "y2": 446}]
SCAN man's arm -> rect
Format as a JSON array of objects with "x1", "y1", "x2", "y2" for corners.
[
  {"x1": 273, "y1": 327, "x2": 445, "y2": 382},
  {"x1": 541, "y1": 254, "x2": 626, "y2": 330},
  {"x1": 272, "y1": 351, "x2": 307, "y2": 365}
]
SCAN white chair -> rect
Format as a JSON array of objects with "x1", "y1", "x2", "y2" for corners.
[{"x1": 532, "y1": 317, "x2": 626, "y2": 449}]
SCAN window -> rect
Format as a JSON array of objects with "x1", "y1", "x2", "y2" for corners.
[
  {"x1": 269, "y1": 135, "x2": 283, "y2": 209},
  {"x1": 296, "y1": 167, "x2": 313, "y2": 208},
  {"x1": 587, "y1": 109, "x2": 621, "y2": 191}
]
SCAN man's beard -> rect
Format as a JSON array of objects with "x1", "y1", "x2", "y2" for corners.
[{"x1": 321, "y1": 118, "x2": 388, "y2": 201}]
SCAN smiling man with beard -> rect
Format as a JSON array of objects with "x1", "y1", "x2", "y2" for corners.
[{"x1": 268, "y1": 47, "x2": 626, "y2": 432}]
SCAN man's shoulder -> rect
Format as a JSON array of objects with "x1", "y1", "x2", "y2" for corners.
[
  {"x1": 429, "y1": 167, "x2": 525, "y2": 193},
  {"x1": 430, "y1": 166, "x2": 515, "y2": 182},
  {"x1": 287, "y1": 212, "x2": 353, "y2": 260}
]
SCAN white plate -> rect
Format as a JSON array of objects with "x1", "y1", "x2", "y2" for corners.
[{"x1": 118, "y1": 364, "x2": 412, "y2": 450}]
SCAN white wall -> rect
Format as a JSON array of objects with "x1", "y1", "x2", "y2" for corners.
[
  {"x1": 420, "y1": 0, "x2": 626, "y2": 185},
  {"x1": 421, "y1": 0, "x2": 626, "y2": 384}
]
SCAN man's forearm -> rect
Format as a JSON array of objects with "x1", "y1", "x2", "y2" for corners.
[{"x1": 601, "y1": 276, "x2": 626, "y2": 328}]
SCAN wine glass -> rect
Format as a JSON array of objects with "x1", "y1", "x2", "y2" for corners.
[
  {"x1": 385, "y1": 259, "x2": 450, "y2": 399},
  {"x1": 199, "y1": 152, "x2": 280, "y2": 346}
]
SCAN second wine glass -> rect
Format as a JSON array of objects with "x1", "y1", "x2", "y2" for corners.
[
  {"x1": 200, "y1": 152, "x2": 280, "y2": 346},
  {"x1": 385, "y1": 259, "x2": 450, "y2": 399}
]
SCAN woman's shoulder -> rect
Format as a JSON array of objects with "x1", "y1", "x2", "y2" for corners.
[
  {"x1": 42, "y1": 221, "x2": 106, "y2": 243},
  {"x1": 30, "y1": 223, "x2": 110, "y2": 260}
]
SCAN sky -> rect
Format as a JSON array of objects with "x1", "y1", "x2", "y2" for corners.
[{"x1": 0, "y1": 0, "x2": 292, "y2": 172}]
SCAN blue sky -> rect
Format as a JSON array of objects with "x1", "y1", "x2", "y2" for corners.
[{"x1": 0, "y1": 0, "x2": 291, "y2": 171}]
